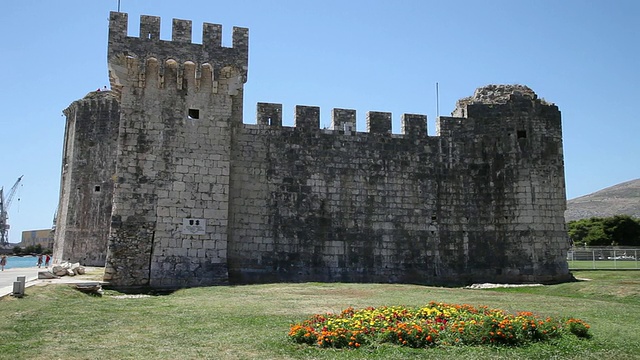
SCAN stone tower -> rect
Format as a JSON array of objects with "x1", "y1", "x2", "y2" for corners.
[
  {"x1": 53, "y1": 91, "x2": 119, "y2": 266},
  {"x1": 103, "y1": 12, "x2": 248, "y2": 287}
]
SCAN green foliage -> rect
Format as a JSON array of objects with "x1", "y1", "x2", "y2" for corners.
[
  {"x1": 14, "y1": 244, "x2": 51, "y2": 255},
  {"x1": 566, "y1": 319, "x2": 592, "y2": 339},
  {"x1": 568, "y1": 215, "x2": 640, "y2": 246},
  {"x1": 603, "y1": 215, "x2": 640, "y2": 246}
]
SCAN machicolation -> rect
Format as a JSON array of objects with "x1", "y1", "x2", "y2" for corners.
[{"x1": 53, "y1": 12, "x2": 572, "y2": 289}]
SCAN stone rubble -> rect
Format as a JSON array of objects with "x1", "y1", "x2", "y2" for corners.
[
  {"x1": 465, "y1": 283, "x2": 544, "y2": 289},
  {"x1": 39, "y1": 262, "x2": 86, "y2": 279}
]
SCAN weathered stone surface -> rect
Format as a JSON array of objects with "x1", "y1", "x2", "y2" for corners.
[
  {"x1": 74, "y1": 266, "x2": 86, "y2": 275},
  {"x1": 75, "y1": 283, "x2": 103, "y2": 296},
  {"x1": 52, "y1": 265, "x2": 68, "y2": 276},
  {"x1": 38, "y1": 271, "x2": 58, "y2": 279},
  {"x1": 52, "y1": 90, "x2": 119, "y2": 267},
  {"x1": 53, "y1": 12, "x2": 572, "y2": 289}
]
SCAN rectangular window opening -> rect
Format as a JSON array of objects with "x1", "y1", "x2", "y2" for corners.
[
  {"x1": 188, "y1": 108, "x2": 200, "y2": 120},
  {"x1": 94, "y1": 185, "x2": 101, "y2": 193},
  {"x1": 517, "y1": 130, "x2": 527, "y2": 139}
]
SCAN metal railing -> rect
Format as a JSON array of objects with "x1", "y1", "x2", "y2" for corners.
[{"x1": 567, "y1": 247, "x2": 640, "y2": 270}]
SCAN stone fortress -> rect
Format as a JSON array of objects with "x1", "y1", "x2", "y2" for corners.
[{"x1": 52, "y1": 11, "x2": 572, "y2": 288}]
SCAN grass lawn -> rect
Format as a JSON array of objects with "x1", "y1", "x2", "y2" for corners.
[
  {"x1": 568, "y1": 260, "x2": 640, "y2": 270},
  {"x1": 1, "y1": 270, "x2": 639, "y2": 359}
]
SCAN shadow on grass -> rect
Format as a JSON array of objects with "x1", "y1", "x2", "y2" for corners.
[{"x1": 102, "y1": 285, "x2": 177, "y2": 296}]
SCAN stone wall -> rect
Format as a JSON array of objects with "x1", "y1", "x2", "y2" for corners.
[
  {"x1": 54, "y1": 12, "x2": 571, "y2": 288},
  {"x1": 227, "y1": 92, "x2": 569, "y2": 285}
]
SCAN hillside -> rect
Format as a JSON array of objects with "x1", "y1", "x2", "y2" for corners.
[{"x1": 565, "y1": 179, "x2": 640, "y2": 222}]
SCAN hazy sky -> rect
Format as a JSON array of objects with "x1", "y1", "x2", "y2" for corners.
[{"x1": 1, "y1": 1, "x2": 638, "y2": 242}]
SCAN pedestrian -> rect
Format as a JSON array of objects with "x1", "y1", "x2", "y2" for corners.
[
  {"x1": 0, "y1": 255, "x2": 7, "y2": 271},
  {"x1": 45, "y1": 254, "x2": 51, "y2": 267},
  {"x1": 37, "y1": 254, "x2": 43, "y2": 268}
]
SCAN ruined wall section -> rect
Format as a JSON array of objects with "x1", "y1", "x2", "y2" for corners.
[
  {"x1": 104, "y1": 12, "x2": 248, "y2": 287},
  {"x1": 53, "y1": 91, "x2": 119, "y2": 266},
  {"x1": 435, "y1": 85, "x2": 570, "y2": 283}
]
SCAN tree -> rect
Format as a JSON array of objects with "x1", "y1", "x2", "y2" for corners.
[
  {"x1": 568, "y1": 216, "x2": 640, "y2": 246},
  {"x1": 603, "y1": 215, "x2": 640, "y2": 246}
]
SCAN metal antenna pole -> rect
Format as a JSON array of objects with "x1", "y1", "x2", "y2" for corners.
[
  {"x1": 117, "y1": 0, "x2": 121, "y2": 12},
  {"x1": 436, "y1": 82, "x2": 440, "y2": 118}
]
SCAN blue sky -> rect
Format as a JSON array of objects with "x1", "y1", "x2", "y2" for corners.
[{"x1": 1, "y1": 1, "x2": 638, "y2": 243}]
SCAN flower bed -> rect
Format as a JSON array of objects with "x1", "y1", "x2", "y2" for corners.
[{"x1": 289, "y1": 302, "x2": 590, "y2": 349}]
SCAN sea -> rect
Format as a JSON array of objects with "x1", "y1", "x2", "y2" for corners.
[{"x1": 2, "y1": 256, "x2": 40, "y2": 269}]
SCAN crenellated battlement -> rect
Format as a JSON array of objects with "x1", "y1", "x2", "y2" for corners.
[
  {"x1": 255, "y1": 103, "x2": 429, "y2": 136},
  {"x1": 108, "y1": 12, "x2": 248, "y2": 94},
  {"x1": 108, "y1": 12, "x2": 248, "y2": 50}
]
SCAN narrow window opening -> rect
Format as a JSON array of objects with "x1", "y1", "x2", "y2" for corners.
[
  {"x1": 431, "y1": 215, "x2": 437, "y2": 221},
  {"x1": 517, "y1": 130, "x2": 527, "y2": 139},
  {"x1": 147, "y1": 32, "x2": 152, "y2": 40},
  {"x1": 188, "y1": 108, "x2": 200, "y2": 119},
  {"x1": 267, "y1": 117, "x2": 272, "y2": 126},
  {"x1": 94, "y1": 185, "x2": 101, "y2": 193}
]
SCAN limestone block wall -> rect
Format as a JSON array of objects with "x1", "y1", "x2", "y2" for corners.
[
  {"x1": 52, "y1": 91, "x2": 119, "y2": 266},
  {"x1": 228, "y1": 111, "x2": 443, "y2": 284}
]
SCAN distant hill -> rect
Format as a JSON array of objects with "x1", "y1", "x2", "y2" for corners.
[{"x1": 565, "y1": 179, "x2": 640, "y2": 222}]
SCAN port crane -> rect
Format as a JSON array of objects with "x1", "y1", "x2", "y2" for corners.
[{"x1": 0, "y1": 175, "x2": 24, "y2": 244}]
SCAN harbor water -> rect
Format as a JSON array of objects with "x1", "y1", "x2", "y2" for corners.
[{"x1": 1, "y1": 256, "x2": 40, "y2": 269}]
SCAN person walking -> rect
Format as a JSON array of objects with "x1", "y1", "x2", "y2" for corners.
[
  {"x1": 45, "y1": 254, "x2": 51, "y2": 267},
  {"x1": 37, "y1": 254, "x2": 43, "y2": 268},
  {"x1": 0, "y1": 255, "x2": 7, "y2": 271}
]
